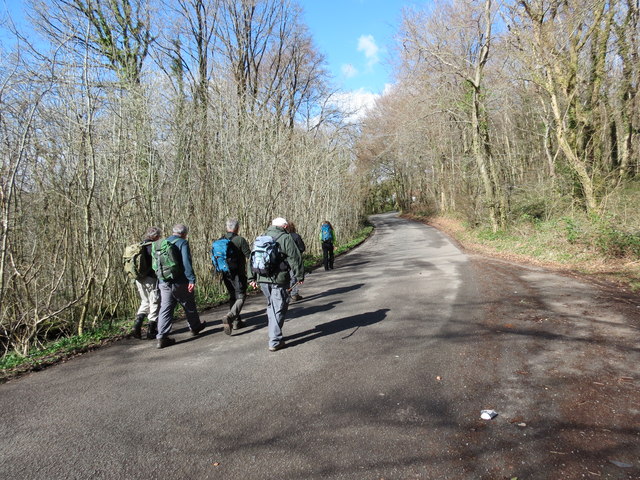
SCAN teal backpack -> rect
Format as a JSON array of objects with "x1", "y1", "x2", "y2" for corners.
[
  {"x1": 321, "y1": 223, "x2": 332, "y2": 242},
  {"x1": 211, "y1": 237, "x2": 239, "y2": 273}
]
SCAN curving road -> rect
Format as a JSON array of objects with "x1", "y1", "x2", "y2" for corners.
[{"x1": 1, "y1": 212, "x2": 638, "y2": 479}]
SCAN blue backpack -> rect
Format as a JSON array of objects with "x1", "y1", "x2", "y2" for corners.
[
  {"x1": 211, "y1": 237, "x2": 239, "y2": 273},
  {"x1": 321, "y1": 223, "x2": 332, "y2": 242}
]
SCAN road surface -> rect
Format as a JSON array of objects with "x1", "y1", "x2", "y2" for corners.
[{"x1": 1, "y1": 212, "x2": 638, "y2": 479}]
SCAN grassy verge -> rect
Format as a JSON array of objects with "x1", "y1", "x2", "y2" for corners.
[
  {"x1": 0, "y1": 321, "x2": 131, "y2": 382},
  {"x1": 405, "y1": 213, "x2": 640, "y2": 291},
  {"x1": 0, "y1": 223, "x2": 375, "y2": 382}
]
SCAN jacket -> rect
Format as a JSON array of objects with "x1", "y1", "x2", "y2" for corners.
[
  {"x1": 290, "y1": 232, "x2": 306, "y2": 253},
  {"x1": 248, "y1": 225, "x2": 304, "y2": 286},
  {"x1": 224, "y1": 231, "x2": 251, "y2": 275},
  {"x1": 141, "y1": 240, "x2": 157, "y2": 279}
]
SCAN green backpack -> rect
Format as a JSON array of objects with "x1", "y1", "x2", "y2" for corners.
[
  {"x1": 151, "y1": 238, "x2": 183, "y2": 282},
  {"x1": 123, "y1": 242, "x2": 152, "y2": 281}
]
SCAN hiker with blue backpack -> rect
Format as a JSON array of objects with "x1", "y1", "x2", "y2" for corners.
[
  {"x1": 248, "y1": 217, "x2": 304, "y2": 352},
  {"x1": 320, "y1": 221, "x2": 336, "y2": 270},
  {"x1": 152, "y1": 224, "x2": 206, "y2": 349},
  {"x1": 211, "y1": 218, "x2": 251, "y2": 335}
]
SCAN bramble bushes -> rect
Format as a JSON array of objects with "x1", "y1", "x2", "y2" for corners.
[{"x1": 591, "y1": 216, "x2": 640, "y2": 258}]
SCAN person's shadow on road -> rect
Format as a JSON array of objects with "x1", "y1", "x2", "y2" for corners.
[
  {"x1": 293, "y1": 283, "x2": 365, "y2": 304},
  {"x1": 285, "y1": 308, "x2": 390, "y2": 348},
  {"x1": 233, "y1": 300, "x2": 343, "y2": 336}
]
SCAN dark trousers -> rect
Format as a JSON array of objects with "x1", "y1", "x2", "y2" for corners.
[
  {"x1": 322, "y1": 241, "x2": 334, "y2": 270},
  {"x1": 222, "y1": 272, "x2": 247, "y2": 319}
]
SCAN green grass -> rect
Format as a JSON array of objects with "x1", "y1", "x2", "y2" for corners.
[
  {"x1": 0, "y1": 320, "x2": 130, "y2": 376},
  {"x1": 427, "y1": 211, "x2": 640, "y2": 291}
]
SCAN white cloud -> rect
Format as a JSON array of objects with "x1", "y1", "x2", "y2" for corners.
[
  {"x1": 382, "y1": 83, "x2": 396, "y2": 96},
  {"x1": 357, "y1": 34, "x2": 380, "y2": 68},
  {"x1": 331, "y1": 88, "x2": 380, "y2": 123},
  {"x1": 341, "y1": 63, "x2": 358, "y2": 78}
]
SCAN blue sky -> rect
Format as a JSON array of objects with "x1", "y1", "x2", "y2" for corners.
[
  {"x1": 1, "y1": 0, "x2": 415, "y2": 115},
  {"x1": 299, "y1": 0, "x2": 408, "y2": 95},
  {"x1": 299, "y1": 0, "x2": 420, "y2": 118}
]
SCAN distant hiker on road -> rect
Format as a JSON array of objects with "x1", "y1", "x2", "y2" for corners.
[
  {"x1": 123, "y1": 226, "x2": 161, "y2": 340},
  {"x1": 212, "y1": 218, "x2": 251, "y2": 335},
  {"x1": 320, "y1": 220, "x2": 336, "y2": 271},
  {"x1": 249, "y1": 217, "x2": 304, "y2": 352},
  {"x1": 153, "y1": 224, "x2": 206, "y2": 349},
  {"x1": 286, "y1": 221, "x2": 306, "y2": 302}
]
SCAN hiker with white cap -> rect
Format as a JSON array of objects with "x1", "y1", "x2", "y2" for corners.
[{"x1": 248, "y1": 217, "x2": 304, "y2": 352}]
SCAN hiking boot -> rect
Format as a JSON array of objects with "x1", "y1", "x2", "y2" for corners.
[
  {"x1": 146, "y1": 321, "x2": 157, "y2": 340},
  {"x1": 222, "y1": 315, "x2": 232, "y2": 336},
  {"x1": 233, "y1": 319, "x2": 245, "y2": 330},
  {"x1": 131, "y1": 314, "x2": 145, "y2": 339},
  {"x1": 268, "y1": 341, "x2": 286, "y2": 352},
  {"x1": 156, "y1": 337, "x2": 176, "y2": 349},
  {"x1": 191, "y1": 322, "x2": 206, "y2": 336},
  {"x1": 291, "y1": 294, "x2": 303, "y2": 302}
]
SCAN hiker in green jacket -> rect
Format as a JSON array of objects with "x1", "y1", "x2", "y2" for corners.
[
  {"x1": 220, "y1": 218, "x2": 252, "y2": 335},
  {"x1": 248, "y1": 217, "x2": 304, "y2": 352}
]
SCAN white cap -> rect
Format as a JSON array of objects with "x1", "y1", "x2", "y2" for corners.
[{"x1": 272, "y1": 217, "x2": 288, "y2": 227}]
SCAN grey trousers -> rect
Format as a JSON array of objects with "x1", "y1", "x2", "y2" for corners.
[
  {"x1": 289, "y1": 271, "x2": 300, "y2": 297},
  {"x1": 157, "y1": 282, "x2": 201, "y2": 338},
  {"x1": 260, "y1": 283, "x2": 290, "y2": 347}
]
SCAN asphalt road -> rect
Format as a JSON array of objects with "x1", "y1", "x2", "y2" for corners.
[{"x1": 1, "y1": 212, "x2": 638, "y2": 480}]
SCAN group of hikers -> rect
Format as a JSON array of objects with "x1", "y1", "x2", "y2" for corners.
[{"x1": 123, "y1": 218, "x2": 337, "y2": 352}]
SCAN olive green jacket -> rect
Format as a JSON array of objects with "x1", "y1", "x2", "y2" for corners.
[
  {"x1": 224, "y1": 231, "x2": 251, "y2": 275},
  {"x1": 248, "y1": 225, "x2": 304, "y2": 286}
]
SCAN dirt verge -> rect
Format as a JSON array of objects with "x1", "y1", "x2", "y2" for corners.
[{"x1": 406, "y1": 213, "x2": 640, "y2": 478}]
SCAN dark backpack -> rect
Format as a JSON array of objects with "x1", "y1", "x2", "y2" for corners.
[
  {"x1": 123, "y1": 242, "x2": 152, "y2": 281},
  {"x1": 151, "y1": 238, "x2": 183, "y2": 282},
  {"x1": 250, "y1": 235, "x2": 283, "y2": 276},
  {"x1": 211, "y1": 237, "x2": 239, "y2": 273},
  {"x1": 321, "y1": 223, "x2": 332, "y2": 242}
]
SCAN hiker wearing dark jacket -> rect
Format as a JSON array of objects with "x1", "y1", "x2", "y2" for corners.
[
  {"x1": 320, "y1": 220, "x2": 336, "y2": 270},
  {"x1": 155, "y1": 224, "x2": 206, "y2": 349},
  {"x1": 132, "y1": 226, "x2": 162, "y2": 339},
  {"x1": 249, "y1": 217, "x2": 304, "y2": 352},
  {"x1": 286, "y1": 221, "x2": 305, "y2": 302},
  {"x1": 220, "y1": 218, "x2": 252, "y2": 335}
]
